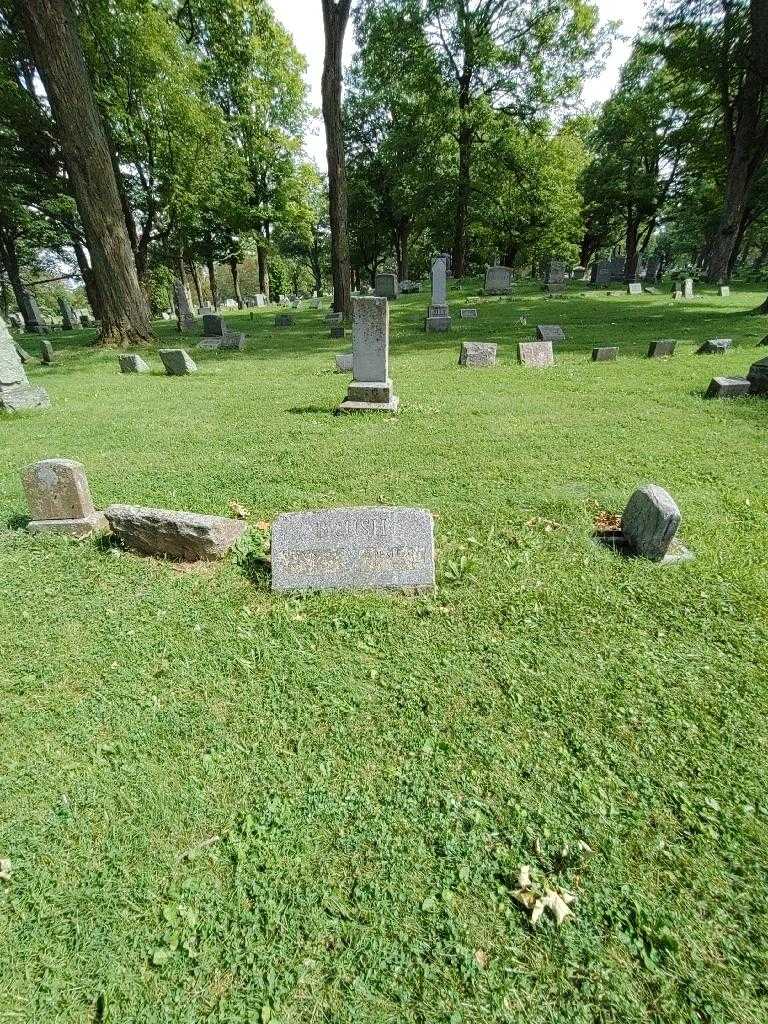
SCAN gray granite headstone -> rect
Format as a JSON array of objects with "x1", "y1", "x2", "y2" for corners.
[
  {"x1": 0, "y1": 315, "x2": 50, "y2": 412},
  {"x1": 460, "y1": 308, "x2": 478, "y2": 319},
  {"x1": 704, "y1": 376, "x2": 751, "y2": 399},
  {"x1": 271, "y1": 506, "x2": 435, "y2": 592},
  {"x1": 459, "y1": 342, "x2": 496, "y2": 367},
  {"x1": 746, "y1": 356, "x2": 768, "y2": 394},
  {"x1": 374, "y1": 273, "x2": 398, "y2": 299},
  {"x1": 518, "y1": 341, "x2": 554, "y2": 367},
  {"x1": 159, "y1": 349, "x2": 197, "y2": 375},
  {"x1": 40, "y1": 340, "x2": 54, "y2": 364},
  {"x1": 484, "y1": 266, "x2": 513, "y2": 294},
  {"x1": 23, "y1": 458, "x2": 108, "y2": 537},
  {"x1": 718, "y1": 285, "x2": 730, "y2": 297},
  {"x1": 620, "y1": 484, "x2": 684, "y2": 562},
  {"x1": 119, "y1": 354, "x2": 151, "y2": 373},
  {"x1": 627, "y1": 282, "x2": 642, "y2": 295},
  {"x1": 336, "y1": 297, "x2": 398, "y2": 413},
  {"x1": 544, "y1": 260, "x2": 567, "y2": 285},
  {"x1": 334, "y1": 352, "x2": 353, "y2": 373},
  {"x1": 58, "y1": 296, "x2": 78, "y2": 330},
  {"x1": 592, "y1": 346, "x2": 618, "y2": 361},
  {"x1": 591, "y1": 260, "x2": 611, "y2": 286},
  {"x1": 431, "y1": 256, "x2": 447, "y2": 307},
  {"x1": 648, "y1": 340, "x2": 676, "y2": 358},
  {"x1": 696, "y1": 338, "x2": 731, "y2": 355},
  {"x1": 202, "y1": 313, "x2": 225, "y2": 336},
  {"x1": 275, "y1": 314, "x2": 295, "y2": 327},
  {"x1": 21, "y1": 292, "x2": 46, "y2": 333},
  {"x1": 536, "y1": 324, "x2": 565, "y2": 343}
]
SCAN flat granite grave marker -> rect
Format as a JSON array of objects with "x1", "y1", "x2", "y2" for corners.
[
  {"x1": 271, "y1": 506, "x2": 435, "y2": 592},
  {"x1": 0, "y1": 315, "x2": 49, "y2": 412},
  {"x1": 746, "y1": 356, "x2": 768, "y2": 394},
  {"x1": 119, "y1": 354, "x2": 151, "y2": 374},
  {"x1": 23, "y1": 458, "x2": 108, "y2": 537},
  {"x1": 459, "y1": 342, "x2": 496, "y2": 367},
  {"x1": 697, "y1": 338, "x2": 732, "y2": 355},
  {"x1": 484, "y1": 266, "x2": 513, "y2": 295},
  {"x1": 518, "y1": 341, "x2": 554, "y2": 368},
  {"x1": 374, "y1": 273, "x2": 398, "y2": 299},
  {"x1": 627, "y1": 282, "x2": 642, "y2": 295},
  {"x1": 592, "y1": 346, "x2": 618, "y2": 361},
  {"x1": 648, "y1": 339, "x2": 676, "y2": 358},
  {"x1": 336, "y1": 296, "x2": 399, "y2": 413},
  {"x1": 460, "y1": 308, "x2": 478, "y2": 319},
  {"x1": 704, "y1": 376, "x2": 751, "y2": 399},
  {"x1": 536, "y1": 324, "x2": 565, "y2": 343},
  {"x1": 159, "y1": 349, "x2": 197, "y2": 375},
  {"x1": 105, "y1": 505, "x2": 246, "y2": 561}
]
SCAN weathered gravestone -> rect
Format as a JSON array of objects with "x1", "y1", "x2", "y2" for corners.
[
  {"x1": 8, "y1": 312, "x2": 24, "y2": 329},
  {"x1": 374, "y1": 273, "x2": 398, "y2": 299},
  {"x1": 592, "y1": 346, "x2": 618, "y2": 361},
  {"x1": 336, "y1": 296, "x2": 399, "y2": 414},
  {"x1": 275, "y1": 314, "x2": 295, "y2": 327},
  {"x1": 119, "y1": 354, "x2": 151, "y2": 374},
  {"x1": 173, "y1": 280, "x2": 197, "y2": 331},
  {"x1": 536, "y1": 324, "x2": 565, "y2": 344},
  {"x1": 202, "y1": 313, "x2": 226, "y2": 336},
  {"x1": 459, "y1": 342, "x2": 497, "y2": 368},
  {"x1": 627, "y1": 282, "x2": 642, "y2": 295},
  {"x1": 23, "y1": 459, "x2": 108, "y2": 538},
  {"x1": 460, "y1": 308, "x2": 478, "y2": 319},
  {"x1": 159, "y1": 349, "x2": 197, "y2": 375},
  {"x1": 609, "y1": 257, "x2": 626, "y2": 282},
  {"x1": 645, "y1": 258, "x2": 660, "y2": 283},
  {"x1": 672, "y1": 288, "x2": 682, "y2": 301},
  {"x1": 58, "y1": 296, "x2": 78, "y2": 330},
  {"x1": 746, "y1": 356, "x2": 768, "y2": 394},
  {"x1": 271, "y1": 506, "x2": 435, "y2": 592},
  {"x1": 718, "y1": 285, "x2": 730, "y2": 297},
  {"x1": 0, "y1": 315, "x2": 50, "y2": 412},
  {"x1": 326, "y1": 312, "x2": 343, "y2": 326},
  {"x1": 199, "y1": 314, "x2": 245, "y2": 350},
  {"x1": 40, "y1": 340, "x2": 54, "y2": 364},
  {"x1": 591, "y1": 260, "x2": 611, "y2": 286},
  {"x1": 484, "y1": 266, "x2": 513, "y2": 295},
  {"x1": 518, "y1": 341, "x2": 554, "y2": 368},
  {"x1": 105, "y1": 505, "x2": 247, "y2": 561},
  {"x1": 14, "y1": 342, "x2": 32, "y2": 363},
  {"x1": 704, "y1": 376, "x2": 751, "y2": 399},
  {"x1": 425, "y1": 256, "x2": 452, "y2": 332},
  {"x1": 546, "y1": 282, "x2": 566, "y2": 296},
  {"x1": 334, "y1": 352, "x2": 353, "y2": 373},
  {"x1": 620, "y1": 484, "x2": 691, "y2": 563},
  {"x1": 21, "y1": 292, "x2": 47, "y2": 333},
  {"x1": 399, "y1": 280, "x2": 421, "y2": 294},
  {"x1": 697, "y1": 338, "x2": 732, "y2": 355},
  {"x1": 544, "y1": 259, "x2": 567, "y2": 286},
  {"x1": 682, "y1": 278, "x2": 694, "y2": 299},
  {"x1": 648, "y1": 340, "x2": 676, "y2": 358}
]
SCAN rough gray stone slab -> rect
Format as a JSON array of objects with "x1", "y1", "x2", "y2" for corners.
[
  {"x1": 351, "y1": 296, "x2": 388, "y2": 382},
  {"x1": 621, "y1": 484, "x2": 682, "y2": 561},
  {"x1": 346, "y1": 380, "x2": 394, "y2": 404},
  {"x1": 460, "y1": 308, "x2": 478, "y2": 318},
  {"x1": 747, "y1": 356, "x2": 768, "y2": 394},
  {"x1": 697, "y1": 338, "x2": 732, "y2": 355},
  {"x1": 202, "y1": 313, "x2": 225, "y2": 336},
  {"x1": 459, "y1": 342, "x2": 496, "y2": 367},
  {"x1": 374, "y1": 273, "x2": 398, "y2": 299},
  {"x1": 27, "y1": 511, "x2": 109, "y2": 538},
  {"x1": 40, "y1": 340, "x2": 54, "y2": 364},
  {"x1": 334, "y1": 352, "x2": 353, "y2": 373},
  {"x1": 0, "y1": 385, "x2": 50, "y2": 412},
  {"x1": 271, "y1": 506, "x2": 435, "y2": 592},
  {"x1": 648, "y1": 340, "x2": 676, "y2": 358},
  {"x1": 592, "y1": 346, "x2": 618, "y2": 361},
  {"x1": 518, "y1": 341, "x2": 554, "y2": 367},
  {"x1": 484, "y1": 266, "x2": 513, "y2": 294},
  {"x1": 536, "y1": 324, "x2": 565, "y2": 343},
  {"x1": 682, "y1": 278, "x2": 694, "y2": 299},
  {"x1": 119, "y1": 354, "x2": 150, "y2": 373},
  {"x1": 0, "y1": 315, "x2": 50, "y2": 411},
  {"x1": 159, "y1": 349, "x2": 197, "y2": 375},
  {"x1": 105, "y1": 505, "x2": 247, "y2": 561},
  {"x1": 220, "y1": 333, "x2": 245, "y2": 351},
  {"x1": 718, "y1": 285, "x2": 730, "y2": 297},
  {"x1": 425, "y1": 315, "x2": 452, "y2": 333},
  {"x1": 22, "y1": 459, "x2": 105, "y2": 540},
  {"x1": 704, "y1": 376, "x2": 751, "y2": 399},
  {"x1": 627, "y1": 282, "x2": 642, "y2": 295}
]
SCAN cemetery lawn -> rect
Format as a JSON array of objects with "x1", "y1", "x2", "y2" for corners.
[{"x1": 3, "y1": 281, "x2": 768, "y2": 1024}]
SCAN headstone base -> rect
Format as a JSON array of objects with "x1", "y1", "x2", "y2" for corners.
[
  {"x1": 425, "y1": 316, "x2": 452, "y2": 333},
  {"x1": 336, "y1": 382, "x2": 400, "y2": 415},
  {"x1": 27, "y1": 511, "x2": 109, "y2": 539},
  {"x1": 0, "y1": 385, "x2": 50, "y2": 412}
]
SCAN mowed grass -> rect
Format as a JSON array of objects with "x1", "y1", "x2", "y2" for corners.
[{"x1": 1, "y1": 281, "x2": 767, "y2": 1024}]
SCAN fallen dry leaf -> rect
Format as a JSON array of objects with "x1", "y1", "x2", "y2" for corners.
[
  {"x1": 543, "y1": 890, "x2": 573, "y2": 926},
  {"x1": 593, "y1": 510, "x2": 621, "y2": 532},
  {"x1": 0, "y1": 858, "x2": 11, "y2": 881},
  {"x1": 525, "y1": 517, "x2": 564, "y2": 532},
  {"x1": 255, "y1": 520, "x2": 271, "y2": 531},
  {"x1": 474, "y1": 949, "x2": 489, "y2": 969},
  {"x1": 517, "y1": 864, "x2": 531, "y2": 889},
  {"x1": 228, "y1": 501, "x2": 250, "y2": 520}
]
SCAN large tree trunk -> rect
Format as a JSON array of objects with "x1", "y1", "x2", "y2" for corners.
[
  {"x1": 321, "y1": 0, "x2": 352, "y2": 318},
  {"x1": 624, "y1": 216, "x2": 640, "y2": 283},
  {"x1": 395, "y1": 221, "x2": 410, "y2": 282},
  {"x1": 187, "y1": 258, "x2": 203, "y2": 307},
  {"x1": 452, "y1": 72, "x2": 473, "y2": 279},
  {"x1": 0, "y1": 230, "x2": 28, "y2": 323},
  {"x1": 257, "y1": 238, "x2": 270, "y2": 298},
  {"x1": 71, "y1": 236, "x2": 102, "y2": 319},
  {"x1": 229, "y1": 255, "x2": 243, "y2": 308},
  {"x1": 203, "y1": 232, "x2": 218, "y2": 309},
  {"x1": 21, "y1": 0, "x2": 151, "y2": 346}
]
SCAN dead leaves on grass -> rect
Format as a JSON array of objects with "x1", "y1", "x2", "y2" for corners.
[
  {"x1": 0, "y1": 858, "x2": 11, "y2": 881},
  {"x1": 512, "y1": 865, "x2": 576, "y2": 928}
]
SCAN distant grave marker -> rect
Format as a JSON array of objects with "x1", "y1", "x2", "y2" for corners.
[
  {"x1": 518, "y1": 341, "x2": 554, "y2": 367},
  {"x1": 336, "y1": 296, "x2": 398, "y2": 414},
  {"x1": 119, "y1": 354, "x2": 150, "y2": 374},
  {"x1": 647, "y1": 340, "x2": 676, "y2": 359},
  {"x1": 159, "y1": 349, "x2": 197, "y2": 375},
  {"x1": 459, "y1": 342, "x2": 496, "y2": 367},
  {"x1": 536, "y1": 324, "x2": 565, "y2": 343},
  {"x1": 697, "y1": 338, "x2": 732, "y2": 355},
  {"x1": 592, "y1": 346, "x2": 618, "y2": 361},
  {"x1": 704, "y1": 377, "x2": 751, "y2": 399}
]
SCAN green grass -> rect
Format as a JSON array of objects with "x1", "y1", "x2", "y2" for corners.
[{"x1": 1, "y1": 281, "x2": 767, "y2": 1024}]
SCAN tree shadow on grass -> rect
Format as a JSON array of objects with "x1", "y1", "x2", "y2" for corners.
[{"x1": 288, "y1": 404, "x2": 336, "y2": 415}]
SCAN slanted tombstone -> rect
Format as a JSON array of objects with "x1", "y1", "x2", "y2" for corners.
[
  {"x1": 484, "y1": 266, "x2": 513, "y2": 295},
  {"x1": 459, "y1": 342, "x2": 496, "y2": 368},
  {"x1": 619, "y1": 484, "x2": 691, "y2": 563},
  {"x1": 609, "y1": 257, "x2": 626, "y2": 282},
  {"x1": 58, "y1": 296, "x2": 78, "y2": 330},
  {"x1": 591, "y1": 260, "x2": 611, "y2": 286},
  {"x1": 40, "y1": 340, "x2": 54, "y2": 364},
  {"x1": 159, "y1": 349, "x2": 197, "y2": 375},
  {"x1": 544, "y1": 260, "x2": 567, "y2": 286},
  {"x1": 21, "y1": 292, "x2": 46, "y2": 333},
  {"x1": 518, "y1": 340, "x2": 554, "y2": 368},
  {"x1": 0, "y1": 315, "x2": 50, "y2": 412},
  {"x1": 271, "y1": 506, "x2": 435, "y2": 592},
  {"x1": 336, "y1": 296, "x2": 398, "y2": 414},
  {"x1": 23, "y1": 459, "x2": 108, "y2": 538},
  {"x1": 592, "y1": 346, "x2": 618, "y2": 361},
  {"x1": 704, "y1": 377, "x2": 751, "y2": 399},
  {"x1": 718, "y1": 285, "x2": 730, "y2": 297},
  {"x1": 682, "y1": 278, "x2": 694, "y2": 299},
  {"x1": 697, "y1": 338, "x2": 732, "y2": 355},
  {"x1": 536, "y1": 324, "x2": 565, "y2": 344},
  {"x1": 334, "y1": 352, "x2": 353, "y2": 373},
  {"x1": 374, "y1": 273, "x2": 398, "y2": 299},
  {"x1": 105, "y1": 505, "x2": 246, "y2": 561},
  {"x1": 645, "y1": 258, "x2": 660, "y2": 283},
  {"x1": 648, "y1": 339, "x2": 676, "y2": 358},
  {"x1": 425, "y1": 256, "x2": 452, "y2": 332},
  {"x1": 746, "y1": 356, "x2": 768, "y2": 394},
  {"x1": 119, "y1": 354, "x2": 151, "y2": 374},
  {"x1": 8, "y1": 312, "x2": 24, "y2": 329},
  {"x1": 460, "y1": 308, "x2": 477, "y2": 319},
  {"x1": 173, "y1": 280, "x2": 197, "y2": 331},
  {"x1": 14, "y1": 341, "x2": 32, "y2": 363},
  {"x1": 627, "y1": 282, "x2": 642, "y2": 295}
]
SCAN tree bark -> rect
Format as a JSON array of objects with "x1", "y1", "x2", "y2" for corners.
[
  {"x1": 624, "y1": 216, "x2": 640, "y2": 283},
  {"x1": 203, "y1": 232, "x2": 218, "y2": 308},
  {"x1": 229, "y1": 255, "x2": 243, "y2": 308},
  {"x1": 71, "y1": 237, "x2": 102, "y2": 319},
  {"x1": 452, "y1": 82, "x2": 472, "y2": 279},
  {"x1": 20, "y1": 0, "x2": 151, "y2": 346},
  {"x1": 257, "y1": 238, "x2": 270, "y2": 298},
  {"x1": 0, "y1": 229, "x2": 28, "y2": 324},
  {"x1": 395, "y1": 221, "x2": 410, "y2": 282},
  {"x1": 321, "y1": 0, "x2": 352, "y2": 318},
  {"x1": 186, "y1": 258, "x2": 203, "y2": 306}
]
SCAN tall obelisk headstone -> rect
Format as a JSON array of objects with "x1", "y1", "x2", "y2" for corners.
[
  {"x1": 336, "y1": 297, "x2": 399, "y2": 413},
  {"x1": 425, "y1": 256, "x2": 452, "y2": 333},
  {"x1": 0, "y1": 315, "x2": 50, "y2": 412}
]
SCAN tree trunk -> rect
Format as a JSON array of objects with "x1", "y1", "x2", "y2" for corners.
[
  {"x1": 187, "y1": 258, "x2": 203, "y2": 307},
  {"x1": 229, "y1": 255, "x2": 243, "y2": 308},
  {"x1": 321, "y1": 0, "x2": 352, "y2": 318},
  {"x1": 203, "y1": 233, "x2": 218, "y2": 308},
  {"x1": 72, "y1": 237, "x2": 102, "y2": 319},
  {"x1": 257, "y1": 239, "x2": 270, "y2": 298},
  {"x1": 452, "y1": 73, "x2": 473, "y2": 279},
  {"x1": 624, "y1": 217, "x2": 640, "y2": 283},
  {"x1": 395, "y1": 222, "x2": 410, "y2": 282},
  {"x1": 20, "y1": 0, "x2": 151, "y2": 346},
  {"x1": 0, "y1": 231, "x2": 28, "y2": 323}
]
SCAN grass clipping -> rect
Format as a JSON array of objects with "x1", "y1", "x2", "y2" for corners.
[{"x1": 512, "y1": 863, "x2": 577, "y2": 927}]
